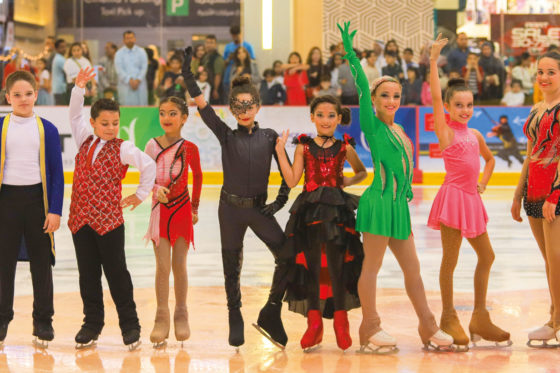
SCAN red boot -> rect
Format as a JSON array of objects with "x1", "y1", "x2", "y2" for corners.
[
  {"x1": 300, "y1": 310, "x2": 323, "y2": 350},
  {"x1": 333, "y1": 310, "x2": 352, "y2": 350}
]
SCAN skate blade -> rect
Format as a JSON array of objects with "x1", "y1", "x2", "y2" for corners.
[
  {"x1": 302, "y1": 344, "x2": 321, "y2": 353},
  {"x1": 357, "y1": 343, "x2": 398, "y2": 355},
  {"x1": 423, "y1": 342, "x2": 453, "y2": 352},
  {"x1": 75, "y1": 341, "x2": 97, "y2": 350},
  {"x1": 527, "y1": 339, "x2": 560, "y2": 349},
  {"x1": 251, "y1": 323, "x2": 286, "y2": 350},
  {"x1": 451, "y1": 344, "x2": 469, "y2": 352},
  {"x1": 127, "y1": 340, "x2": 142, "y2": 351},
  {"x1": 152, "y1": 340, "x2": 167, "y2": 349},
  {"x1": 470, "y1": 335, "x2": 513, "y2": 349},
  {"x1": 32, "y1": 337, "x2": 49, "y2": 349}
]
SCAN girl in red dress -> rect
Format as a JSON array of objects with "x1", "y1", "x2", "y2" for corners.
[
  {"x1": 145, "y1": 96, "x2": 202, "y2": 348},
  {"x1": 284, "y1": 52, "x2": 309, "y2": 106},
  {"x1": 275, "y1": 95, "x2": 367, "y2": 351}
]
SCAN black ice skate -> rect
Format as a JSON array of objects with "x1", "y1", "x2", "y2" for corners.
[
  {"x1": 123, "y1": 328, "x2": 141, "y2": 351},
  {"x1": 75, "y1": 326, "x2": 100, "y2": 350},
  {"x1": 253, "y1": 302, "x2": 287, "y2": 350},
  {"x1": 228, "y1": 308, "x2": 244, "y2": 351},
  {"x1": 32, "y1": 321, "x2": 54, "y2": 349}
]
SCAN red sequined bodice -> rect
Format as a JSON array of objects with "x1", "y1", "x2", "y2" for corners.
[
  {"x1": 524, "y1": 104, "x2": 560, "y2": 203},
  {"x1": 301, "y1": 136, "x2": 347, "y2": 192}
]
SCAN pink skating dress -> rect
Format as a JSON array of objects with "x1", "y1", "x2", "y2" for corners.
[
  {"x1": 427, "y1": 120, "x2": 488, "y2": 238},
  {"x1": 144, "y1": 138, "x2": 202, "y2": 247}
]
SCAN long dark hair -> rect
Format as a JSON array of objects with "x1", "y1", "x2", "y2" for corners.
[
  {"x1": 306, "y1": 47, "x2": 323, "y2": 66},
  {"x1": 233, "y1": 46, "x2": 251, "y2": 71},
  {"x1": 384, "y1": 39, "x2": 401, "y2": 64}
]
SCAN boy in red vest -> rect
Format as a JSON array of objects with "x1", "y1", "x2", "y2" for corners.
[{"x1": 68, "y1": 67, "x2": 156, "y2": 350}]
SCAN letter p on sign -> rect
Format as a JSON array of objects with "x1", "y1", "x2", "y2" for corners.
[{"x1": 167, "y1": 0, "x2": 189, "y2": 16}]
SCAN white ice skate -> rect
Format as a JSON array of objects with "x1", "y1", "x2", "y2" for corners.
[
  {"x1": 422, "y1": 329, "x2": 454, "y2": 352},
  {"x1": 32, "y1": 337, "x2": 49, "y2": 350},
  {"x1": 357, "y1": 330, "x2": 398, "y2": 355},
  {"x1": 527, "y1": 325, "x2": 560, "y2": 348}
]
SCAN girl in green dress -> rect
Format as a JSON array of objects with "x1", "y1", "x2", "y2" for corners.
[{"x1": 338, "y1": 22, "x2": 453, "y2": 353}]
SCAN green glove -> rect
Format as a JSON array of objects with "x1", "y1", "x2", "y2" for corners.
[{"x1": 336, "y1": 21, "x2": 357, "y2": 57}]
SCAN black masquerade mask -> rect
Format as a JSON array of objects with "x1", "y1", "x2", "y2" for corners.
[{"x1": 230, "y1": 97, "x2": 259, "y2": 115}]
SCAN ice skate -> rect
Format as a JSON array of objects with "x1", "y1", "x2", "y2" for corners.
[
  {"x1": 32, "y1": 321, "x2": 54, "y2": 349},
  {"x1": 420, "y1": 324, "x2": 453, "y2": 352},
  {"x1": 253, "y1": 301, "x2": 287, "y2": 350},
  {"x1": 358, "y1": 330, "x2": 398, "y2": 355},
  {"x1": 228, "y1": 308, "x2": 244, "y2": 349},
  {"x1": 75, "y1": 326, "x2": 100, "y2": 350},
  {"x1": 333, "y1": 310, "x2": 352, "y2": 351},
  {"x1": 123, "y1": 328, "x2": 141, "y2": 351},
  {"x1": 527, "y1": 322, "x2": 559, "y2": 348},
  {"x1": 174, "y1": 308, "x2": 190, "y2": 348},
  {"x1": 469, "y1": 309, "x2": 512, "y2": 348},
  {"x1": 440, "y1": 310, "x2": 469, "y2": 352},
  {"x1": 150, "y1": 308, "x2": 170, "y2": 349},
  {"x1": 300, "y1": 310, "x2": 323, "y2": 352},
  {"x1": 0, "y1": 322, "x2": 8, "y2": 347}
]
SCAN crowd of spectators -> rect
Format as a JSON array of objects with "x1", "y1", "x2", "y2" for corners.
[{"x1": 0, "y1": 28, "x2": 546, "y2": 107}]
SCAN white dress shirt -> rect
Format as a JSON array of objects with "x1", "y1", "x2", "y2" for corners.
[
  {"x1": 69, "y1": 86, "x2": 155, "y2": 200},
  {"x1": 3, "y1": 113, "x2": 41, "y2": 185}
]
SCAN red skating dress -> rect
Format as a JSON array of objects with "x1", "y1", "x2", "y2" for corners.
[
  {"x1": 284, "y1": 70, "x2": 309, "y2": 106},
  {"x1": 144, "y1": 138, "x2": 202, "y2": 247},
  {"x1": 283, "y1": 135, "x2": 363, "y2": 318},
  {"x1": 523, "y1": 103, "x2": 560, "y2": 217}
]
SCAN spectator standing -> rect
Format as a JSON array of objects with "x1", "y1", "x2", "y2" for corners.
[
  {"x1": 272, "y1": 60, "x2": 285, "y2": 86},
  {"x1": 36, "y1": 58, "x2": 54, "y2": 105},
  {"x1": 447, "y1": 32, "x2": 470, "y2": 72},
  {"x1": 81, "y1": 42, "x2": 92, "y2": 62},
  {"x1": 145, "y1": 47, "x2": 159, "y2": 105},
  {"x1": 191, "y1": 44, "x2": 206, "y2": 75},
  {"x1": 63, "y1": 42, "x2": 95, "y2": 104},
  {"x1": 381, "y1": 51, "x2": 404, "y2": 80},
  {"x1": 283, "y1": 52, "x2": 308, "y2": 106},
  {"x1": 229, "y1": 46, "x2": 260, "y2": 87},
  {"x1": 52, "y1": 39, "x2": 67, "y2": 105},
  {"x1": 403, "y1": 48, "x2": 420, "y2": 70},
  {"x1": 306, "y1": 46, "x2": 327, "y2": 100},
  {"x1": 402, "y1": 67, "x2": 422, "y2": 105},
  {"x1": 337, "y1": 59, "x2": 358, "y2": 105},
  {"x1": 114, "y1": 30, "x2": 149, "y2": 106},
  {"x1": 44, "y1": 36, "x2": 56, "y2": 71},
  {"x1": 329, "y1": 52, "x2": 344, "y2": 89},
  {"x1": 478, "y1": 41, "x2": 505, "y2": 103},
  {"x1": 98, "y1": 42, "x2": 119, "y2": 100},
  {"x1": 511, "y1": 52, "x2": 534, "y2": 97},
  {"x1": 223, "y1": 25, "x2": 255, "y2": 100},
  {"x1": 157, "y1": 55, "x2": 186, "y2": 100},
  {"x1": 260, "y1": 68, "x2": 286, "y2": 105},
  {"x1": 201, "y1": 34, "x2": 226, "y2": 105},
  {"x1": 462, "y1": 52, "x2": 483, "y2": 102},
  {"x1": 501, "y1": 80, "x2": 525, "y2": 106},
  {"x1": 381, "y1": 39, "x2": 408, "y2": 76},
  {"x1": 363, "y1": 50, "x2": 380, "y2": 89}
]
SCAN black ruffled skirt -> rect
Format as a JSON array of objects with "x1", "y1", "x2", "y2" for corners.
[{"x1": 282, "y1": 186, "x2": 363, "y2": 319}]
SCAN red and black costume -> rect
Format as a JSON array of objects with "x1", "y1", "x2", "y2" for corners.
[
  {"x1": 523, "y1": 103, "x2": 560, "y2": 217},
  {"x1": 283, "y1": 134, "x2": 363, "y2": 318}
]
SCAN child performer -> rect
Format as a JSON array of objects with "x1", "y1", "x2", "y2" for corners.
[
  {"x1": 144, "y1": 96, "x2": 202, "y2": 348},
  {"x1": 338, "y1": 22, "x2": 453, "y2": 353},
  {"x1": 0, "y1": 71, "x2": 64, "y2": 348},
  {"x1": 181, "y1": 47, "x2": 291, "y2": 349},
  {"x1": 512, "y1": 51, "x2": 560, "y2": 348},
  {"x1": 427, "y1": 34, "x2": 511, "y2": 351},
  {"x1": 275, "y1": 95, "x2": 366, "y2": 351},
  {"x1": 68, "y1": 67, "x2": 156, "y2": 351}
]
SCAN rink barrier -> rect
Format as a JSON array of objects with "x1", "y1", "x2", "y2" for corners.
[{"x1": 0, "y1": 105, "x2": 526, "y2": 186}]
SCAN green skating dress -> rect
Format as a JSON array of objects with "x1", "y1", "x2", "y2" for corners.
[{"x1": 345, "y1": 49, "x2": 414, "y2": 240}]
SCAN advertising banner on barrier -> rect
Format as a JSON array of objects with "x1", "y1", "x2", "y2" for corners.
[{"x1": 418, "y1": 106, "x2": 530, "y2": 172}]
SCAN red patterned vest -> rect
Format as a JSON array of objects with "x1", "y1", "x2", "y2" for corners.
[{"x1": 68, "y1": 136, "x2": 129, "y2": 235}]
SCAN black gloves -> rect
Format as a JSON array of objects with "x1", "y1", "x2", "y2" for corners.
[
  {"x1": 260, "y1": 179, "x2": 290, "y2": 217},
  {"x1": 182, "y1": 47, "x2": 202, "y2": 98},
  {"x1": 261, "y1": 201, "x2": 283, "y2": 216}
]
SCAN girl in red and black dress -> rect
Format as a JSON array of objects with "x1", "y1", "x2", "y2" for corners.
[
  {"x1": 145, "y1": 97, "x2": 202, "y2": 348},
  {"x1": 275, "y1": 95, "x2": 367, "y2": 351},
  {"x1": 512, "y1": 51, "x2": 560, "y2": 346}
]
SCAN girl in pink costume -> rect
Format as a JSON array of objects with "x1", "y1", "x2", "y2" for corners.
[
  {"x1": 427, "y1": 34, "x2": 510, "y2": 351},
  {"x1": 145, "y1": 96, "x2": 202, "y2": 348}
]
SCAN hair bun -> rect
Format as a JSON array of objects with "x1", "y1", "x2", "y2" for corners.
[
  {"x1": 231, "y1": 76, "x2": 252, "y2": 88},
  {"x1": 340, "y1": 107, "x2": 351, "y2": 126},
  {"x1": 447, "y1": 78, "x2": 467, "y2": 88}
]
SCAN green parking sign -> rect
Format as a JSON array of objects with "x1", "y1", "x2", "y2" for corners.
[{"x1": 167, "y1": 0, "x2": 189, "y2": 16}]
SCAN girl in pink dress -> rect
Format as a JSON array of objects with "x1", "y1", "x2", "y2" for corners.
[
  {"x1": 427, "y1": 34, "x2": 510, "y2": 351},
  {"x1": 144, "y1": 96, "x2": 202, "y2": 348}
]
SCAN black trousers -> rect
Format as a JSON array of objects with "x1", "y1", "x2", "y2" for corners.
[
  {"x1": 218, "y1": 201, "x2": 289, "y2": 310},
  {"x1": 0, "y1": 184, "x2": 53, "y2": 324},
  {"x1": 72, "y1": 224, "x2": 139, "y2": 334}
]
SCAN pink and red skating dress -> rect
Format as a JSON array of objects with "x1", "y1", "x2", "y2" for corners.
[
  {"x1": 428, "y1": 120, "x2": 488, "y2": 238},
  {"x1": 144, "y1": 138, "x2": 202, "y2": 247}
]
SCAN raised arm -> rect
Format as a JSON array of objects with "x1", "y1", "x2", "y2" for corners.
[
  {"x1": 69, "y1": 67, "x2": 96, "y2": 147},
  {"x1": 274, "y1": 130, "x2": 304, "y2": 188},
  {"x1": 430, "y1": 34, "x2": 454, "y2": 150},
  {"x1": 181, "y1": 47, "x2": 231, "y2": 143},
  {"x1": 337, "y1": 22, "x2": 378, "y2": 134}
]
